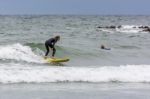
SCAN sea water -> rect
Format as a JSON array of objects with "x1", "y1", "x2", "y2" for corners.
[{"x1": 0, "y1": 15, "x2": 150, "y2": 99}]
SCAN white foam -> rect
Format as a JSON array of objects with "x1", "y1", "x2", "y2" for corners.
[
  {"x1": 0, "y1": 43, "x2": 43, "y2": 63},
  {"x1": 0, "y1": 64, "x2": 150, "y2": 83},
  {"x1": 99, "y1": 25, "x2": 149, "y2": 33},
  {"x1": 116, "y1": 25, "x2": 142, "y2": 33}
]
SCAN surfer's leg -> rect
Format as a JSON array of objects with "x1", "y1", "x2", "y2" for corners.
[
  {"x1": 45, "y1": 43, "x2": 49, "y2": 56},
  {"x1": 52, "y1": 47, "x2": 56, "y2": 57}
]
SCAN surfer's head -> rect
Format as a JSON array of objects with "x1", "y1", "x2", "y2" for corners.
[
  {"x1": 55, "y1": 35, "x2": 60, "y2": 41},
  {"x1": 101, "y1": 45, "x2": 105, "y2": 49}
]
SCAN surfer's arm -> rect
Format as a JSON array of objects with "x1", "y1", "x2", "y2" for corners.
[
  {"x1": 51, "y1": 39, "x2": 57, "y2": 47},
  {"x1": 104, "y1": 48, "x2": 111, "y2": 50}
]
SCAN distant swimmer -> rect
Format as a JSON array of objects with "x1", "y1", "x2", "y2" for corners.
[
  {"x1": 44, "y1": 35, "x2": 60, "y2": 59},
  {"x1": 100, "y1": 45, "x2": 111, "y2": 50}
]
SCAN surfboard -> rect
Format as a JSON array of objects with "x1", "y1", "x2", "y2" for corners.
[{"x1": 44, "y1": 57, "x2": 69, "y2": 63}]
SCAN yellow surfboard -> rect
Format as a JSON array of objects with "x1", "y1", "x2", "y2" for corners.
[{"x1": 45, "y1": 57, "x2": 69, "y2": 63}]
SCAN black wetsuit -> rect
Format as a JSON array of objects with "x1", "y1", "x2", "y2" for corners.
[{"x1": 45, "y1": 38, "x2": 57, "y2": 57}]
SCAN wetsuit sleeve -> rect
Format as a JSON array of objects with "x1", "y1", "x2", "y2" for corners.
[{"x1": 104, "y1": 48, "x2": 111, "y2": 50}]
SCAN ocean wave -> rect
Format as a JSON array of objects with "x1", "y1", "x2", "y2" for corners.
[
  {"x1": 0, "y1": 64, "x2": 150, "y2": 84},
  {"x1": 26, "y1": 43, "x2": 101, "y2": 58},
  {"x1": 0, "y1": 43, "x2": 43, "y2": 63},
  {"x1": 97, "y1": 25, "x2": 150, "y2": 33},
  {"x1": 0, "y1": 43, "x2": 101, "y2": 65},
  {"x1": 0, "y1": 43, "x2": 149, "y2": 66}
]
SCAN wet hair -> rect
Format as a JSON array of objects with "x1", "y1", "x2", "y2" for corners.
[
  {"x1": 55, "y1": 35, "x2": 60, "y2": 41},
  {"x1": 101, "y1": 45, "x2": 105, "y2": 49}
]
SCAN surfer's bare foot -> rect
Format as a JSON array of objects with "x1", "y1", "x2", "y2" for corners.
[{"x1": 51, "y1": 56, "x2": 55, "y2": 59}]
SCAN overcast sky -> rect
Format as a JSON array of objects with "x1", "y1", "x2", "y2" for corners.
[{"x1": 0, "y1": 0, "x2": 150, "y2": 15}]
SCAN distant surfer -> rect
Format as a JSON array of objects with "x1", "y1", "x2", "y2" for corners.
[
  {"x1": 100, "y1": 45, "x2": 111, "y2": 50},
  {"x1": 44, "y1": 36, "x2": 60, "y2": 59}
]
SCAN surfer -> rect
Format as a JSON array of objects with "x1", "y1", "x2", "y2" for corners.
[
  {"x1": 101, "y1": 45, "x2": 111, "y2": 50},
  {"x1": 44, "y1": 36, "x2": 60, "y2": 58}
]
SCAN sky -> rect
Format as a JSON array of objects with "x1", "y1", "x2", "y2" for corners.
[{"x1": 0, "y1": 0, "x2": 150, "y2": 15}]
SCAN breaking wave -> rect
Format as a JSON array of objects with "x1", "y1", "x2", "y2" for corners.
[{"x1": 0, "y1": 64, "x2": 150, "y2": 84}]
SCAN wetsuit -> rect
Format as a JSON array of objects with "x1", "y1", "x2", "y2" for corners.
[{"x1": 45, "y1": 38, "x2": 57, "y2": 57}]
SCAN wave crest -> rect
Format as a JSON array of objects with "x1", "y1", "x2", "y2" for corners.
[{"x1": 0, "y1": 43, "x2": 43, "y2": 63}]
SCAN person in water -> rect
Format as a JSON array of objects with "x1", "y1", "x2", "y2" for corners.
[
  {"x1": 101, "y1": 45, "x2": 111, "y2": 50},
  {"x1": 44, "y1": 36, "x2": 60, "y2": 58}
]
